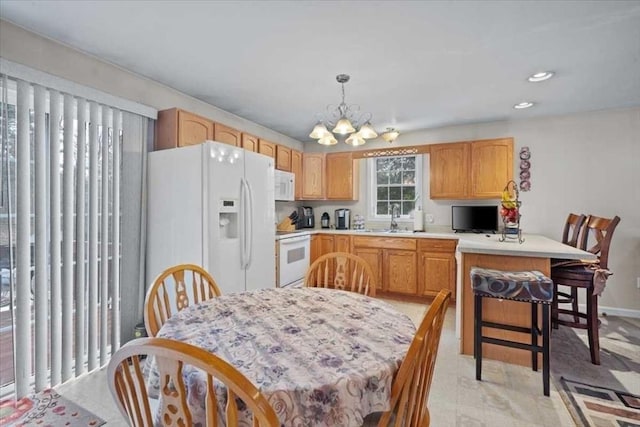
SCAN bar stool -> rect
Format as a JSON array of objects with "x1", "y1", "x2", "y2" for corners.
[{"x1": 471, "y1": 267, "x2": 554, "y2": 396}]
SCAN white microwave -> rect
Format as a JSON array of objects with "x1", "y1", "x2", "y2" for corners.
[{"x1": 274, "y1": 169, "x2": 295, "y2": 201}]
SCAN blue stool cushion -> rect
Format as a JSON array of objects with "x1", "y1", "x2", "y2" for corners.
[{"x1": 471, "y1": 267, "x2": 553, "y2": 303}]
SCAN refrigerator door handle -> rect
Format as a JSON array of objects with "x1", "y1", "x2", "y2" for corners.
[
  {"x1": 240, "y1": 178, "x2": 248, "y2": 269},
  {"x1": 246, "y1": 181, "x2": 254, "y2": 269}
]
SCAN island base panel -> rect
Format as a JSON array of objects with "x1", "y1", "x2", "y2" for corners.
[{"x1": 461, "y1": 253, "x2": 550, "y2": 367}]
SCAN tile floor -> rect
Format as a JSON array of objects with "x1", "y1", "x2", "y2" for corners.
[{"x1": 57, "y1": 298, "x2": 576, "y2": 426}]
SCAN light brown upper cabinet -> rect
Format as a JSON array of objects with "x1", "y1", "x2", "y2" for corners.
[
  {"x1": 155, "y1": 108, "x2": 214, "y2": 150},
  {"x1": 299, "y1": 152, "x2": 359, "y2": 200},
  {"x1": 429, "y1": 142, "x2": 469, "y2": 199},
  {"x1": 291, "y1": 149, "x2": 303, "y2": 200},
  {"x1": 241, "y1": 133, "x2": 259, "y2": 152},
  {"x1": 325, "y1": 152, "x2": 359, "y2": 200},
  {"x1": 430, "y1": 138, "x2": 513, "y2": 199},
  {"x1": 214, "y1": 123, "x2": 241, "y2": 147},
  {"x1": 276, "y1": 145, "x2": 292, "y2": 171},
  {"x1": 301, "y1": 153, "x2": 325, "y2": 199},
  {"x1": 470, "y1": 138, "x2": 514, "y2": 198},
  {"x1": 258, "y1": 139, "x2": 276, "y2": 159}
]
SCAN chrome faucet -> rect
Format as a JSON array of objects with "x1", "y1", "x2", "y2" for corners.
[{"x1": 390, "y1": 204, "x2": 400, "y2": 231}]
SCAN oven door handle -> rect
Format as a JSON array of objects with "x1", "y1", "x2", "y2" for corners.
[{"x1": 279, "y1": 235, "x2": 310, "y2": 245}]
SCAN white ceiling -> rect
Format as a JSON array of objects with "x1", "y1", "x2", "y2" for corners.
[{"x1": 2, "y1": 1, "x2": 640, "y2": 143}]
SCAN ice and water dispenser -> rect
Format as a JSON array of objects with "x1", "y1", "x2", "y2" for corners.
[{"x1": 218, "y1": 198, "x2": 239, "y2": 239}]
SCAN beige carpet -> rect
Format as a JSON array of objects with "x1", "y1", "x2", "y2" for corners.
[{"x1": 550, "y1": 315, "x2": 640, "y2": 426}]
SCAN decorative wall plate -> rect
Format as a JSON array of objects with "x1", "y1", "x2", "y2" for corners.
[{"x1": 518, "y1": 146, "x2": 532, "y2": 192}]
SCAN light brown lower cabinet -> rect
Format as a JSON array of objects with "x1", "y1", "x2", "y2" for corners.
[
  {"x1": 352, "y1": 236, "x2": 419, "y2": 296},
  {"x1": 310, "y1": 234, "x2": 456, "y2": 299},
  {"x1": 385, "y1": 250, "x2": 418, "y2": 295},
  {"x1": 310, "y1": 234, "x2": 343, "y2": 285},
  {"x1": 333, "y1": 235, "x2": 350, "y2": 252},
  {"x1": 352, "y1": 247, "x2": 383, "y2": 292},
  {"x1": 418, "y1": 239, "x2": 457, "y2": 298}
]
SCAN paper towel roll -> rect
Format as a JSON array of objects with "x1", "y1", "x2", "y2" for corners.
[{"x1": 413, "y1": 207, "x2": 424, "y2": 231}]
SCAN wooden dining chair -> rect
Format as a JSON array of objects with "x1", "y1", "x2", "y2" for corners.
[
  {"x1": 144, "y1": 263, "x2": 222, "y2": 337},
  {"x1": 561, "y1": 213, "x2": 588, "y2": 247},
  {"x1": 107, "y1": 337, "x2": 279, "y2": 427},
  {"x1": 304, "y1": 252, "x2": 376, "y2": 297},
  {"x1": 377, "y1": 289, "x2": 451, "y2": 427},
  {"x1": 551, "y1": 215, "x2": 621, "y2": 364}
]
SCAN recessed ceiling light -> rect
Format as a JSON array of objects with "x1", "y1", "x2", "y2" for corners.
[
  {"x1": 514, "y1": 102, "x2": 534, "y2": 109},
  {"x1": 528, "y1": 71, "x2": 554, "y2": 82}
]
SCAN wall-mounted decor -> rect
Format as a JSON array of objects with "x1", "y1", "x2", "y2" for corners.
[{"x1": 519, "y1": 146, "x2": 531, "y2": 191}]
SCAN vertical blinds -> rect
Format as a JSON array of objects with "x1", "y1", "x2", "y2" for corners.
[{"x1": 1, "y1": 76, "x2": 122, "y2": 397}]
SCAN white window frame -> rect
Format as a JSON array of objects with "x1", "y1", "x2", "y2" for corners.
[{"x1": 367, "y1": 155, "x2": 422, "y2": 220}]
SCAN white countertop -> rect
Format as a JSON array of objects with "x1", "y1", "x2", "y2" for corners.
[
  {"x1": 276, "y1": 227, "x2": 596, "y2": 260},
  {"x1": 455, "y1": 233, "x2": 597, "y2": 260}
]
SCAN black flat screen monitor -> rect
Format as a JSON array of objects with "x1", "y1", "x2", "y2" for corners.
[{"x1": 451, "y1": 205, "x2": 498, "y2": 233}]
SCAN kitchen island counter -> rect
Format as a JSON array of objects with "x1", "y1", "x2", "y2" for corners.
[
  {"x1": 456, "y1": 233, "x2": 597, "y2": 260},
  {"x1": 456, "y1": 234, "x2": 595, "y2": 366}
]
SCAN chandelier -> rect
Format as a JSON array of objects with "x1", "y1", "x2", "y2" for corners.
[{"x1": 309, "y1": 74, "x2": 379, "y2": 146}]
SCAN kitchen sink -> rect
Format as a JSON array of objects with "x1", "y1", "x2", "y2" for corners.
[{"x1": 356, "y1": 229, "x2": 415, "y2": 234}]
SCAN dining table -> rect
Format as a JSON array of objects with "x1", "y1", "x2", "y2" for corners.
[{"x1": 152, "y1": 287, "x2": 417, "y2": 427}]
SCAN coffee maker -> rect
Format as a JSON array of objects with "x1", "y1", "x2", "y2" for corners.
[
  {"x1": 297, "y1": 206, "x2": 315, "y2": 229},
  {"x1": 335, "y1": 209, "x2": 350, "y2": 230},
  {"x1": 321, "y1": 212, "x2": 330, "y2": 229}
]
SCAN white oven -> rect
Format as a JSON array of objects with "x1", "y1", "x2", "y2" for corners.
[{"x1": 277, "y1": 234, "x2": 310, "y2": 288}]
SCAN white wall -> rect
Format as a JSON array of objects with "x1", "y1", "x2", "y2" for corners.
[
  {"x1": 0, "y1": 19, "x2": 303, "y2": 151},
  {"x1": 307, "y1": 108, "x2": 640, "y2": 313}
]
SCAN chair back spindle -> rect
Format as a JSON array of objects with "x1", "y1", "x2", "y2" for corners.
[
  {"x1": 144, "y1": 264, "x2": 222, "y2": 337},
  {"x1": 562, "y1": 213, "x2": 587, "y2": 247},
  {"x1": 579, "y1": 215, "x2": 621, "y2": 269},
  {"x1": 378, "y1": 289, "x2": 451, "y2": 427},
  {"x1": 305, "y1": 252, "x2": 376, "y2": 297},
  {"x1": 108, "y1": 338, "x2": 279, "y2": 427}
]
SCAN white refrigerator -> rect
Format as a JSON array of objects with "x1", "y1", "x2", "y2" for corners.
[{"x1": 146, "y1": 141, "x2": 275, "y2": 294}]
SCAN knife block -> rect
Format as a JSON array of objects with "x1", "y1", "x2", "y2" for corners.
[{"x1": 277, "y1": 217, "x2": 297, "y2": 232}]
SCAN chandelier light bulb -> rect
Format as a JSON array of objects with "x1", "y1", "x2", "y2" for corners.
[
  {"x1": 318, "y1": 135, "x2": 338, "y2": 145},
  {"x1": 345, "y1": 133, "x2": 366, "y2": 146},
  {"x1": 332, "y1": 118, "x2": 355, "y2": 135},
  {"x1": 358, "y1": 121, "x2": 378, "y2": 139},
  {"x1": 309, "y1": 121, "x2": 330, "y2": 139}
]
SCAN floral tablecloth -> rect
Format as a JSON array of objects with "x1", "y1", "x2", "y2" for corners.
[{"x1": 155, "y1": 287, "x2": 416, "y2": 427}]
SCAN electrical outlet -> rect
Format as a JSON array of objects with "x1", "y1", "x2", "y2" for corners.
[
  {"x1": 425, "y1": 214, "x2": 435, "y2": 224},
  {"x1": 637, "y1": 277, "x2": 640, "y2": 289}
]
